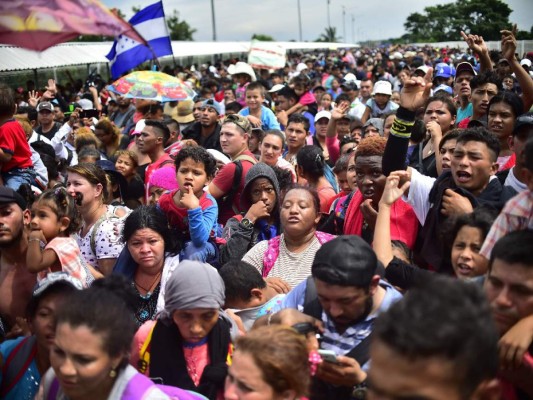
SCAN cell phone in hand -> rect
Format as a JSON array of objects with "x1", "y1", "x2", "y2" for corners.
[
  {"x1": 80, "y1": 109, "x2": 99, "y2": 119},
  {"x1": 318, "y1": 349, "x2": 339, "y2": 364}
]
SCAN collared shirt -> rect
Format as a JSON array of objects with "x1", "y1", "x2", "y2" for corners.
[
  {"x1": 480, "y1": 190, "x2": 533, "y2": 259},
  {"x1": 273, "y1": 279, "x2": 402, "y2": 367}
]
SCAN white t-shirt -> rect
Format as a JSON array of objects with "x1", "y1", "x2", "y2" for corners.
[{"x1": 403, "y1": 168, "x2": 436, "y2": 226}]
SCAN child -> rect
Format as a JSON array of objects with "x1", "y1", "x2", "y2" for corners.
[
  {"x1": 238, "y1": 82, "x2": 281, "y2": 131},
  {"x1": 286, "y1": 74, "x2": 318, "y2": 116},
  {"x1": 115, "y1": 149, "x2": 144, "y2": 208},
  {"x1": 0, "y1": 84, "x2": 35, "y2": 189},
  {"x1": 26, "y1": 187, "x2": 98, "y2": 287},
  {"x1": 231, "y1": 61, "x2": 256, "y2": 107},
  {"x1": 147, "y1": 166, "x2": 178, "y2": 205},
  {"x1": 361, "y1": 80, "x2": 399, "y2": 123},
  {"x1": 158, "y1": 147, "x2": 219, "y2": 262}
]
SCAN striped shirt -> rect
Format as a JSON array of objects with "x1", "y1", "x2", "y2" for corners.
[{"x1": 242, "y1": 234, "x2": 322, "y2": 289}]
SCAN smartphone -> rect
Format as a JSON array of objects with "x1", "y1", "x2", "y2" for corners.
[
  {"x1": 318, "y1": 349, "x2": 339, "y2": 364},
  {"x1": 80, "y1": 109, "x2": 99, "y2": 119}
]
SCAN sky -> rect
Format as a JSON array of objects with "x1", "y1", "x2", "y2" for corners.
[{"x1": 102, "y1": 0, "x2": 532, "y2": 43}]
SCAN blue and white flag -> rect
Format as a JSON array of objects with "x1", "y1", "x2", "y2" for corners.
[{"x1": 106, "y1": 1, "x2": 173, "y2": 79}]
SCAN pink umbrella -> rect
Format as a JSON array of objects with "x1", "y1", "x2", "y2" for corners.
[{"x1": 0, "y1": 0, "x2": 145, "y2": 51}]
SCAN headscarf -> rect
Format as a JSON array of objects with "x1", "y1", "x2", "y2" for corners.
[{"x1": 158, "y1": 260, "x2": 225, "y2": 325}]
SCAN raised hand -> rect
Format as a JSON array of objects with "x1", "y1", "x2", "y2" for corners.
[
  {"x1": 379, "y1": 174, "x2": 411, "y2": 207},
  {"x1": 28, "y1": 90, "x2": 41, "y2": 108},
  {"x1": 331, "y1": 102, "x2": 350, "y2": 120},
  {"x1": 400, "y1": 67, "x2": 433, "y2": 111},
  {"x1": 500, "y1": 24, "x2": 518, "y2": 62},
  {"x1": 460, "y1": 31, "x2": 488, "y2": 56}
]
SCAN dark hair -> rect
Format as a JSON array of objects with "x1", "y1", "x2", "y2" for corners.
[
  {"x1": 410, "y1": 119, "x2": 427, "y2": 144},
  {"x1": 425, "y1": 94, "x2": 457, "y2": 117},
  {"x1": 163, "y1": 117, "x2": 180, "y2": 135},
  {"x1": 278, "y1": 87, "x2": 298, "y2": 103},
  {"x1": 219, "y1": 261, "x2": 266, "y2": 303},
  {"x1": 374, "y1": 276, "x2": 499, "y2": 397},
  {"x1": 122, "y1": 205, "x2": 180, "y2": 256},
  {"x1": 282, "y1": 184, "x2": 320, "y2": 217},
  {"x1": 489, "y1": 230, "x2": 533, "y2": 270},
  {"x1": 526, "y1": 136, "x2": 533, "y2": 172},
  {"x1": 263, "y1": 129, "x2": 286, "y2": 148},
  {"x1": 488, "y1": 90, "x2": 524, "y2": 120},
  {"x1": 174, "y1": 146, "x2": 217, "y2": 179},
  {"x1": 456, "y1": 127, "x2": 500, "y2": 163},
  {"x1": 67, "y1": 163, "x2": 109, "y2": 200},
  {"x1": 251, "y1": 128, "x2": 265, "y2": 142},
  {"x1": 333, "y1": 153, "x2": 351, "y2": 173},
  {"x1": 0, "y1": 84, "x2": 15, "y2": 116},
  {"x1": 144, "y1": 119, "x2": 170, "y2": 144},
  {"x1": 56, "y1": 275, "x2": 137, "y2": 369},
  {"x1": 225, "y1": 101, "x2": 243, "y2": 114},
  {"x1": 77, "y1": 147, "x2": 101, "y2": 162},
  {"x1": 16, "y1": 105, "x2": 37, "y2": 122},
  {"x1": 335, "y1": 93, "x2": 351, "y2": 105},
  {"x1": 438, "y1": 130, "x2": 461, "y2": 151},
  {"x1": 287, "y1": 113, "x2": 310, "y2": 133},
  {"x1": 291, "y1": 74, "x2": 311, "y2": 90},
  {"x1": 470, "y1": 70, "x2": 502, "y2": 91},
  {"x1": 35, "y1": 187, "x2": 82, "y2": 235},
  {"x1": 245, "y1": 81, "x2": 266, "y2": 97},
  {"x1": 339, "y1": 135, "x2": 357, "y2": 149},
  {"x1": 443, "y1": 207, "x2": 497, "y2": 252},
  {"x1": 26, "y1": 281, "x2": 78, "y2": 319},
  {"x1": 271, "y1": 166, "x2": 293, "y2": 194},
  {"x1": 296, "y1": 145, "x2": 325, "y2": 181}
]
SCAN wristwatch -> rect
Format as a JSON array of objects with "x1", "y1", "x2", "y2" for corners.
[
  {"x1": 240, "y1": 218, "x2": 254, "y2": 229},
  {"x1": 351, "y1": 380, "x2": 368, "y2": 400}
]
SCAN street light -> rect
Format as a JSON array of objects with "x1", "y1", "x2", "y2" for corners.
[
  {"x1": 327, "y1": 0, "x2": 331, "y2": 28},
  {"x1": 210, "y1": 0, "x2": 217, "y2": 41},
  {"x1": 297, "y1": 0, "x2": 303, "y2": 41}
]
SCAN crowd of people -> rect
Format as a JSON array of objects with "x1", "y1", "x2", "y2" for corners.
[{"x1": 0, "y1": 24, "x2": 532, "y2": 400}]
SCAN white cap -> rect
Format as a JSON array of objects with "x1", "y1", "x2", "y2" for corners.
[
  {"x1": 521, "y1": 58, "x2": 532, "y2": 68},
  {"x1": 314, "y1": 110, "x2": 331, "y2": 122},
  {"x1": 372, "y1": 81, "x2": 392, "y2": 96},
  {"x1": 343, "y1": 73, "x2": 357, "y2": 83},
  {"x1": 415, "y1": 65, "x2": 430, "y2": 75},
  {"x1": 391, "y1": 51, "x2": 403, "y2": 60},
  {"x1": 268, "y1": 84, "x2": 285, "y2": 93},
  {"x1": 296, "y1": 63, "x2": 308, "y2": 73},
  {"x1": 132, "y1": 119, "x2": 146, "y2": 135},
  {"x1": 77, "y1": 98, "x2": 93, "y2": 110}
]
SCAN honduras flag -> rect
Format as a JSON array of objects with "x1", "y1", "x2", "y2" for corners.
[{"x1": 106, "y1": 1, "x2": 173, "y2": 79}]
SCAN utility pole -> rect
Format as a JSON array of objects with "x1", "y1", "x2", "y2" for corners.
[
  {"x1": 327, "y1": 0, "x2": 331, "y2": 28},
  {"x1": 351, "y1": 14, "x2": 355, "y2": 43},
  {"x1": 297, "y1": 0, "x2": 303, "y2": 41},
  {"x1": 210, "y1": 0, "x2": 217, "y2": 41},
  {"x1": 342, "y1": 6, "x2": 346, "y2": 42}
]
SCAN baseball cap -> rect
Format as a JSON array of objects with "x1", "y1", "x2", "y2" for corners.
[
  {"x1": 434, "y1": 63, "x2": 452, "y2": 79},
  {"x1": 372, "y1": 81, "x2": 392, "y2": 96},
  {"x1": 455, "y1": 62, "x2": 477, "y2": 79},
  {"x1": 415, "y1": 65, "x2": 430, "y2": 76},
  {"x1": 433, "y1": 84, "x2": 453, "y2": 95},
  {"x1": 268, "y1": 84, "x2": 285, "y2": 93},
  {"x1": 201, "y1": 99, "x2": 222, "y2": 115},
  {"x1": 0, "y1": 186, "x2": 27, "y2": 210},
  {"x1": 37, "y1": 101, "x2": 53, "y2": 113},
  {"x1": 521, "y1": 59, "x2": 532, "y2": 68},
  {"x1": 175, "y1": 100, "x2": 194, "y2": 124},
  {"x1": 131, "y1": 119, "x2": 146, "y2": 136},
  {"x1": 296, "y1": 63, "x2": 308, "y2": 74},
  {"x1": 312, "y1": 236, "x2": 378, "y2": 287},
  {"x1": 314, "y1": 110, "x2": 331, "y2": 122},
  {"x1": 32, "y1": 272, "x2": 83, "y2": 298},
  {"x1": 77, "y1": 98, "x2": 93, "y2": 110},
  {"x1": 513, "y1": 112, "x2": 533, "y2": 136}
]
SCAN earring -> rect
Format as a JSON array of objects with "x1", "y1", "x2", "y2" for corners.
[{"x1": 109, "y1": 368, "x2": 117, "y2": 378}]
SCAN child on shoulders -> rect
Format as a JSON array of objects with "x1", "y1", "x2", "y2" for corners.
[{"x1": 239, "y1": 82, "x2": 280, "y2": 131}]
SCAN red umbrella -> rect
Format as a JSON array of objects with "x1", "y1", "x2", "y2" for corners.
[{"x1": 0, "y1": 0, "x2": 145, "y2": 52}]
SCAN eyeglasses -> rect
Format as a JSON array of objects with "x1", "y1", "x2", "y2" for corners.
[{"x1": 224, "y1": 113, "x2": 251, "y2": 133}]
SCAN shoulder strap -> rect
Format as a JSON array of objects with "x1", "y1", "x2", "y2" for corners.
[
  {"x1": 303, "y1": 276, "x2": 322, "y2": 319},
  {"x1": 0, "y1": 336, "x2": 37, "y2": 397},
  {"x1": 90, "y1": 212, "x2": 117, "y2": 255},
  {"x1": 218, "y1": 160, "x2": 243, "y2": 214},
  {"x1": 233, "y1": 154, "x2": 258, "y2": 165},
  {"x1": 137, "y1": 323, "x2": 157, "y2": 374},
  {"x1": 262, "y1": 235, "x2": 282, "y2": 277},
  {"x1": 344, "y1": 332, "x2": 373, "y2": 366},
  {"x1": 160, "y1": 159, "x2": 174, "y2": 168}
]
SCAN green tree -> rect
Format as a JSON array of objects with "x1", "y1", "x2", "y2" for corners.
[
  {"x1": 252, "y1": 34, "x2": 275, "y2": 41},
  {"x1": 404, "y1": 0, "x2": 512, "y2": 42},
  {"x1": 316, "y1": 27, "x2": 341, "y2": 42},
  {"x1": 166, "y1": 10, "x2": 196, "y2": 41}
]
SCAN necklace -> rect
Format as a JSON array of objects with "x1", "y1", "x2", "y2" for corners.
[{"x1": 134, "y1": 269, "x2": 162, "y2": 297}]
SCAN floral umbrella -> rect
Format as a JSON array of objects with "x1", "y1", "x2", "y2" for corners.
[
  {"x1": 0, "y1": 0, "x2": 144, "y2": 52},
  {"x1": 107, "y1": 70, "x2": 196, "y2": 102}
]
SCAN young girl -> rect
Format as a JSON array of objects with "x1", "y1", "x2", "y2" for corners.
[
  {"x1": 26, "y1": 187, "x2": 99, "y2": 287},
  {"x1": 115, "y1": 149, "x2": 144, "y2": 208},
  {"x1": 287, "y1": 74, "x2": 318, "y2": 116}
]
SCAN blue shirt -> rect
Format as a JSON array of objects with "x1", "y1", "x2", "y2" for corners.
[
  {"x1": 0, "y1": 336, "x2": 40, "y2": 400},
  {"x1": 239, "y1": 106, "x2": 281, "y2": 131},
  {"x1": 457, "y1": 102, "x2": 473, "y2": 124},
  {"x1": 272, "y1": 279, "x2": 402, "y2": 369}
]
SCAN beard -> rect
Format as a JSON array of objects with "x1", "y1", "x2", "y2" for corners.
[
  {"x1": 0, "y1": 222, "x2": 24, "y2": 249},
  {"x1": 330, "y1": 296, "x2": 374, "y2": 330}
]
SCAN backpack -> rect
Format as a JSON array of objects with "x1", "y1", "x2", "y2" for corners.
[
  {"x1": 261, "y1": 231, "x2": 335, "y2": 278},
  {"x1": 0, "y1": 336, "x2": 37, "y2": 397},
  {"x1": 217, "y1": 154, "x2": 257, "y2": 214}
]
